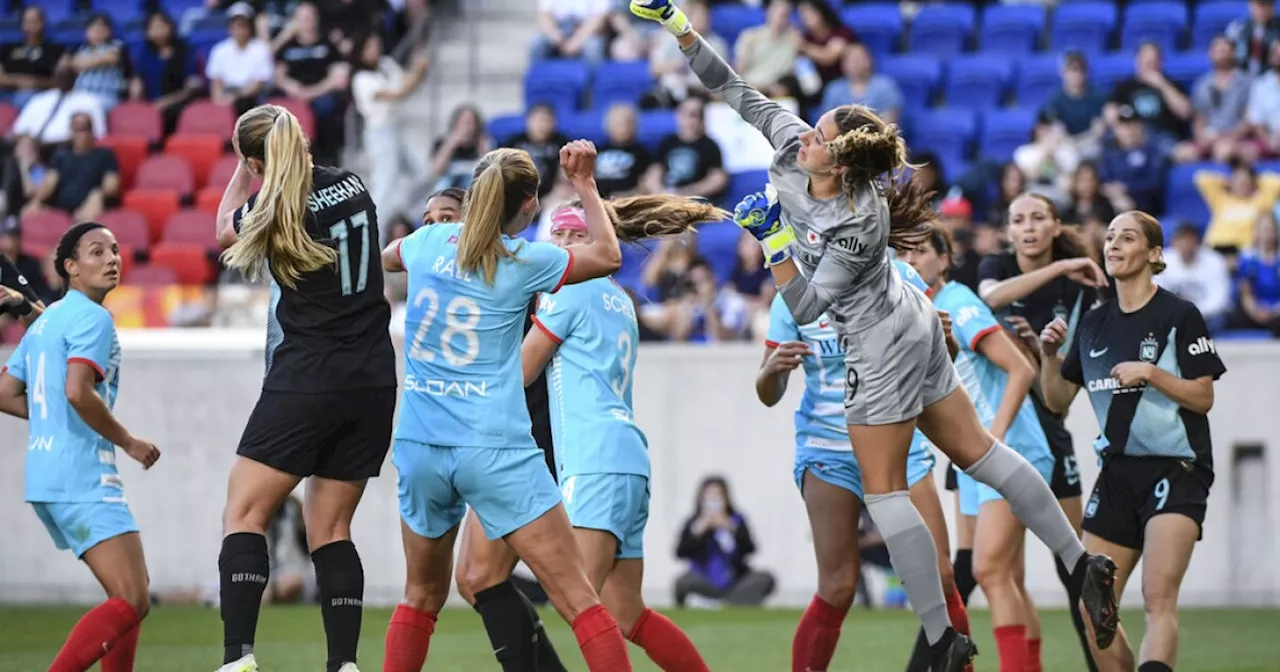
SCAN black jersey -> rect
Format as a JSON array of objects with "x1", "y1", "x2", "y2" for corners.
[
  {"x1": 0, "y1": 254, "x2": 40, "y2": 312},
  {"x1": 1061, "y1": 288, "x2": 1226, "y2": 474},
  {"x1": 523, "y1": 296, "x2": 554, "y2": 455},
  {"x1": 233, "y1": 165, "x2": 396, "y2": 392}
]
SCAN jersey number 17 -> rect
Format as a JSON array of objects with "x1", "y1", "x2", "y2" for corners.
[{"x1": 330, "y1": 210, "x2": 372, "y2": 296}]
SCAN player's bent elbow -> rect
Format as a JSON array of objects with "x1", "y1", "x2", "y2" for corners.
[{"x1": 216, "y1": 225, "x2": 238, "y2": 250}]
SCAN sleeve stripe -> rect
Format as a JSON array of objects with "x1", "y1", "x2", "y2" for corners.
[
  {"x1": 763, "y1": 340, "x2": 780, "y2": 348},
  {"x1": 969, "y1": 324, "x2": 1001, "y2": 352},
  {"x1": 394, "y1": 239, "x2": 405, "y2": 270},
  {"x1": 67, "y1": 357, "x2": 105, "y2": 381},
  {"x1": 531, "y1": 315, "x2": 564, "y2": 345},
  {"x1": 552, "y1": 249, "x2": 575, "y2": 293}
]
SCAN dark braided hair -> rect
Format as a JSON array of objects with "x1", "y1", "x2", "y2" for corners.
[{"x1": 54, "y1": 222, "x2": 107, "y2": 283}]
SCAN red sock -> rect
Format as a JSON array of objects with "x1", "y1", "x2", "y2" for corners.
[
  {"x1": 627, "y1": 608, "x2": 709, "y2": 672},
  {"x1": 99, "y1": 622, "x2": 141, "y2": 672},
  {"x1": 993, "y1": 625, "x2": 1028, "y2": 672},
  {"x1": 383, "y1": 604, "x2": 437, "y2": 672},
  {"x1": 791, "y1": 595, "x2": 847, "y2": 672},
  {"x1": 571, "y1": 604, "x2": 633, "y2": 672},
  {"x1": 48, "y1": 598, "x2": 140, "y2": 672},
  {"x1": 946, "y1": 585, "x2": 971, "y2": 636},
  {"x1": 1025, "y1": 637, "x2": 1043, "y2": 672}
]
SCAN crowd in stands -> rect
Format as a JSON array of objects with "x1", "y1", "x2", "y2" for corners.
[{"x1": 4, "y1": 0, "x2": 1280, "y2": 345}]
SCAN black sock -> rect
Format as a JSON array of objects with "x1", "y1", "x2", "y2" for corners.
[
  {"x1": 1138, "y1": 662, "x2": 1173, "y2": 672},
  {"x1": 219, "y1": 532, "x2": 270, "y2": 665},
  {"x1": 953, "y1": 549, "x2": 976, "y2": 604},
  {"x1": 1057, "y1": 556, "x2": 1100, "y2": 672},
  {"x1": 474, "y1": 580, "x2": 567, "y2": 672},
  {"x1": 312, "y1": 540, "x2": 365, "y2": 672},
  {"x1": 904, "y1": 628, "x2": 932, "y2": 672}
]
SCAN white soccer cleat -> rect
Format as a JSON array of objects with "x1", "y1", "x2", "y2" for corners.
[
  {"x1": 215, "y1": 654, "x2": 258, "y2": 672},
  {"x1": 337, "y1": 664, "x2": 362, "y2": 672}
]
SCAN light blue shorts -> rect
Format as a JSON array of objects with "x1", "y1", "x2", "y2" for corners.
[
  {"x1": 956, "y1": 450, "x2": 1056, "y2": 517},
  {"x1": 561, "y1": 473, "x2": 649, "y2": 560},
  {"x1": 393, "y1": 441, "x2": 563, "y2": 541},
  {"x1": 32, "y1": 501, "x2": 139, "y2": 558},
  {"x1": 794, "y1": 443, "x2": 937, "y2": 500}
]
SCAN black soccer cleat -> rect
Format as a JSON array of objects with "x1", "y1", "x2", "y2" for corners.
[
  {"x1": 930, "y1": 630, "x2": 978, "y2": 672},
  {"x1": 1080, "y1": 553, "x2": 1121, "y2": 650}
]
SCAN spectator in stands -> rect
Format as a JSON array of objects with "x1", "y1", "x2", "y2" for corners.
[
  {"x1": 1014, "y1": 110, "x2": 1080, "y2": 204},
  {"x1": 674, "y1": 475, "x2": 775, "y2": 608},
  {"x1": 734, "y1": 0, "x2": 799, "y2": 99},
  {"x1": 795, "y1": 0, "x2": 856, "y2": 92},
  {"x1": 1065, "y1": 160, "x2": 1117, "y2": 230},
  {"x1": 206, "y1": 2, "x2": 275, "y2": 116},
  {"x1": 1196, "y1": 161, "x2": 1280, "y2": 253},
  {"x1": 504, "y1": 103, "x2": 568, "y2": 199},
  {"x1": 428, "y1": 103, "x2": 488, "y2": 191},
  {"x1": 1174, "y1": 36, "x2": 1251, "y2": 164},
  {"x1": 644, "y1": 96, "x2": 728, "y2": 201},
  {"x1": 725, "y1": 231, "x2": 772, "y2": 335},
  {"x1": 0, "y1": 217, "x2": 53, "y2": 305},
  {"x1": 1098, "y1": 105, "x2": 1171, "y2": 214},
  {"x1": 350, "y1": 32, "x2": 432, "y2": 243},
  {"x1": 274, "y1": 2, "x2": 348, "y2": 164},
  {"x1": 21, "y1": 112, "x2": 119, "y2": 223},
  {"x1": 1041, "y1": 51, "x2": 1107, "y2": 142},
  {"x1": 1105, "y1": 42, "x2": 1192, "y2": 143},
  {"x1": 647, "y1": 0, "x2": 728, "y2": 108},
  {"x1": 986, "y1": 162, "x2": 1027, "y2": 226},
  {"x1": 596, "y1": 103, "x2": 652, "y2": 198},
  {"x1": 937, "y1": 195, "x2": 982, "y2": 290},
  {"x1": 1226, "y1": 0, "x2": 1280, "y2": 76},
  {"x1": 11, "y1": 64, "x2": 106, "y2": 147},
  {"x1": 1, "y1": 135, "x2": 48, "y2": 217},
  {"x1": 1240, "y1": 42, "x2": 1280, "y2": 162},
  {"x1": 69, "y1": 14, "x2": 128, "y2": 112},
  {"x1": 1156, "y1": 223, "x2": 1233, "y2": 333},
  {"x1": 1232, "y1": 212, "x2": 1280, "y2": 333},
  {"x1": 530, "y1": 0, "x2": 610, "y2": 65},
  {"x1": 912, "y1": 152, "x2": 946, "y2": 210},
  {"x1": 819, "y1": 43, "x2": 901, "y2": 124},
  {"x1": 129, "y1": 11, "x2": 202, "y2": 135},
  {"x1": 0, "y1": 7, "x2": 64, "y2": 110}
]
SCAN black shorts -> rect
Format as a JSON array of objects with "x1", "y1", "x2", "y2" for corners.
[
  {"x1": 945, "y1": 460, "x2": 958, "y2": 491},
  {"x1": 1032, "y1": 396, "x2": 1084, "y2": 499},
  {"x1": 1081, "y1": 454, "x2": 1211, "y2": 550},
  {"x1": 237, "y1": 388, "x2": 396, "y2": 481}
]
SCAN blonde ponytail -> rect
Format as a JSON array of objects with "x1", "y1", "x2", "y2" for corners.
[
  {"x1": 459, "y1": 148, "x2": 540, "y2": 285},
  {"x1": 562, "y1": 194, "x2": 729, "y2": 241}
]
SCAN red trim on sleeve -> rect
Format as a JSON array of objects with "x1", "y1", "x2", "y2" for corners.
[
  {"x1": 394, "y1": 239, "x2": 405, "y2": 270},
  {"x1": 0, "y1": 365, "x2": 6, "y2": 376},
  {"x1": 925, "y1": 285, "x2": 937, "y2": 299},
  {"x1": 531, "y1": 316, "x2": 564, "y2": 345},
  {"x1": 969, "y1": 325, "x2": 1001, "y2": 352},
  {"x1": 67, "y1": 357, "x2": 105, "y2": 381},
  {"x1": 764, "y1": 340, "x2": 780, "y2": 349},
  {"x1": 552, "y1": 249, "x2": 576, "y2": 293}
]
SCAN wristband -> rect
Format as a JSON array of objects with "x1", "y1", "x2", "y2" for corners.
[
  {"x1": 662, "y1": 6, "x2": 692, "y2": 36},
  {"x1": 759, "y1": 225, "x2": 796, "y2": 267},
  {"x1": 8, "y1": 298, "x2": 32, "y2": 317}
]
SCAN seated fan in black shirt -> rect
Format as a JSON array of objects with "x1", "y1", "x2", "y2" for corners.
[{"x1": 596, "y1": 104, "x2": 652, "y2": 198}]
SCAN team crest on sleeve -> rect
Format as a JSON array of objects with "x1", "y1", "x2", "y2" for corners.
[
  {"x1": 806, "y1": 230, "x2": 820, "y2": 245},
  {"x1": 1139, "y1": 334, "x2": 1159, "y2": 363}
]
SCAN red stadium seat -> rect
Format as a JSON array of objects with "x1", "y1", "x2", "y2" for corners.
[
  {"x1": 1, "y1": 320, "x2": 24, "y2": 344},
  {"x1": 149, "y1": 243, "x2": 215, "y2": 285},
  {"x1": 164, "y1": 135, "x2": 224, "y2": 189},
  {"x1": 20, "y1": 209, "x2": 73, "y2": 250},
  {"x1": 117, "y1": 245, "x2": 136, "y2": 280},
  {"x1": 0, "y1": 102, "x2": 17, "y2": 136},
  {"x1": 124, "y1": 263, "x2": 178, "y2": 286},
  {"x1": 176, "y1": 100, "x2": 235, "y2": 137},
  {"x1": 266, "y1": 97, "x2": 316, "y2": 139},
  {"x1": 109, "y1": 102, "x2": 164, "y2": 143},
  {"x1": 163, "y1": 209, "x2": 218, "y2": 252},
  {"x1": 122, "y1": 189, "x2": 181, "y2": 242},
  {"x1": 98, "y1": 136, "x2": 149, "y2": 191},
  {"x1": 205, "y1": 154, "x2": 241, "y2": 192},
  {"x1": 194, "y1": 188, "x2": 221, "y2": 214},
  {"x1": 135, "y1": 155, "x2": 194, "y2": 197},
  {"x1": 98, "y1": 209, "x2": 151, "y2": 251}
]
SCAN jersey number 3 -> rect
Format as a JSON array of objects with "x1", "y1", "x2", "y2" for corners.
[{"x1": 330, "y1": 210, "x2": 372, "y2": 296}]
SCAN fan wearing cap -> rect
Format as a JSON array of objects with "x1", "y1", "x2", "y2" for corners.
[
  {"x1": 0, "y1": 217, "x2": 52, "y2": 326},
  {"x1": 1098, "y1": 105, "x2": 1172, "y2": 214},
  {"x1": 206, "y1": 2, "x2": 273, "y2": 116}
]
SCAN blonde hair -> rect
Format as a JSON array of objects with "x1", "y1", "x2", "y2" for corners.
[
  {"x1": 560, "y1": 194, "x2": 729, "y2": 241},
  {"x1": 1118, "y1": 210, "x2": 1167, "y2": 275},
  {"x1": 826, "y1": 105, "x2": 924, "y2": 251},
  {"x1": 221, "y1": 105, "x2": 334, "y2": 289},
  {"x1": 461, "y1": 148, "x2": 540, "y2": 285}
]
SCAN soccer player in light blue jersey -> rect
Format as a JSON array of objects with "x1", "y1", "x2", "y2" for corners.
[
  {"x1": 904, "y1": 223, "x2": 1055, "y2": 672},
  {"x1": 758, "y1": 257, "x2": 971, "y2": 672},
  {"x1": 521, "y1": 206, "x2": 710, "y2": 671},
  {"x1": 0, "y1": 222, "x2": 160, "y2": 672}
]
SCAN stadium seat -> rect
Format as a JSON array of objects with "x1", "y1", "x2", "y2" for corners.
[
  {"x1": 979, "y1": 108, "x2": 1037, "y2": 161},
  {"x1": 726, "y1": 170, "x2": 769, "y2": 212},
  {"x1": 591, "y1": 60, "x2": 654, "y2": 110},
  {"x1": 1050, "y1": 2, "x2": 1117, "y2": 53},
  {"x1": 266, "y1": 97, "x2": 317, "y2": 139},
  {"x1": 116, "y1": 244, "x2": 136, "y2": 279},
  {"x1": 637, "y1": 110, "x2": 677, "y2": 152},
  {"x1": 1120, "y1": 1, "x2": 1189, "y2": 53},
  {"x1": 204, "y1": 155, "x2": 241, "y2": 193},
  {"x1": 98, "y1": 209, "x2": 151, "y2": 251},
  {"x1": 560, "y1": 112, "x2": 607, "y2": 146},
  {"x1": 909, "y1": 4, "x2": 976, "y2": 56},
  {"x1": 98, "y1": 135, "x2": 149, "y2": 191},
  {"x1": 1013, "y1": 56, "x2": 1061, "y2": 110},
  {"x1": 43, "y1": 0, "x2": 78, "y2": 26},
  {"x1": 124, "y1": 264, "x2": 179, "y2": 287},
  {"x1": 176, "y1": 100, "x2": 235, "y2": 137},
  {"x1": 695, "y1": 220, "x2": 742, "y2": 284},
  {"x1": 1165, "y1": 162, "x2": 1227, "y2": 227},
  {"x1": 488, "y1": 114, "x2": 525, "y2": 145},
  {"x1": 709, "y1": 5, "x2": 764, "y2": 48},
  {"x1": 1192, "y1": 1, "x2": 1248, "y2": 49},
  {"x1": 1164, "y1": 51, "x2": 1212, "y2": 90},
  {"x1": 149, "y1": 243, "x2": 216, "y2": 285},
  {"x1": 164, "y1": 135, "x2": 224, "y2": 189},
  {"x1": 979, "y1": 4, "x2": 1046, "y2": 55},
  {"x1": 841, "y1": 4, "x2": 903, "y2": 56},
  {"x1": 1216, "y1": 329, "x2": 1271, "y2": 341},
  {"x1": 944, "y1": 55, "x2": 1013, "y2": 111},
  {"x1": 1, "y1": 320, "x2": 24, "y2": 345},
  {"x1": 1090, "y1": 54, "x2": 1135, "y2": 93},
  {"x1": 20, "y1": 209, "x2": 73, "y2": 250},
  {"x1": 908, "y1": 109, "x2": 977, "y2": 164},
  {"x1": 108, "y1": 101, "x2": 163, "y2": 142},
  {"x1": 524, "y1": 60, "x2": 590, "y2": 115},
  {"x1": 135, "y1": 155, "x2": 194, "y2": 197},
  {"x1": 195, "y1": 189, "x2": 220, "y2": 214},
  {"x1": 0, "y1": 102, "x2": 16, "y2": 135},
  {"x1": 879, "y1": 55, "x2": 942, "y2": 112},
  {"x1": 91, "y1": 0, "x2": 143, "y2": 27},
  {"x1": 163, "y1": 209, "x2": 219, "y2": 252},
  {"x1": 123, "y1": 189, "x2": 181, "y2": 242}
]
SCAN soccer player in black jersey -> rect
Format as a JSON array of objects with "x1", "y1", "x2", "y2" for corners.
[
  {"x1": 212, "y1": 105, "x2": 397, "y2": 672},
  {"x1": 0, "y1": 254, "x2": 46, "y2": 325},
  {"x1": 1039, "y1": 211, "x2": 1225, "y2": 672}
]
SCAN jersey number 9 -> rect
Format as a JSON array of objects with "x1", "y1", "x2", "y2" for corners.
[{"x1": 408, "y1": 287, "x2": 481, "y2": 366}]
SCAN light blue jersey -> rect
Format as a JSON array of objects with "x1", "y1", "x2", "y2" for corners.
[
  {"x1": 533, "y1": 277, "x2": 650, "y2": 479},
  {"x1": 3, "y1": 291, "x2": 124, "y2": 503},
  {"x1": 394, "y1": 222, "x2": 572, "y2": 448}
]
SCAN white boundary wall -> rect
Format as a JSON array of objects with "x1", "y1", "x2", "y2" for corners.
[{"x1": 0, "y1": 331, "x2": 1276, "y2": 608}]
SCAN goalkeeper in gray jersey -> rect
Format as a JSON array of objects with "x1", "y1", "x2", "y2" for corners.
[{"x1": 630, "y1": 2, "x2": 1122, "y2": 670}]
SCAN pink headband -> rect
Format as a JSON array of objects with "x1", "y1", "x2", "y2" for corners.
[{"x1": 551, "y1": 207, "x2": 588, "y2": 234}]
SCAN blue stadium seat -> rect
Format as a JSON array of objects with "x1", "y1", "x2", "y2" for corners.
[
  {"x1": 0, "y1": 28, "x2": 21, "y2": 44},
  {"x1": 487, "y1": 114, "x2": 525, "y2": 145},
  {"x1": 841, "y1": 4, "x2": 903, "y2": 56},
  {"x1": 1120, "y1": 1, "x2": 1189, "y2": 53},
  {"x1": 909, "y1": 4, "x2": 976, "y2": 56},
  {"x1": 93, "y1": 0, "x2": 144, "y2": 26},
  {"x1": 560, "y1": 111, "x2": 607, "y2": 146},
  {"x1": 591, "y1": 60, "x2": 653, "y2": 110},
  {"x1": 725, "y1": 170, "x2": 769, "y2": 212},
  {"x1": 1050, "y1": 2, "x2": 1117, "y2": 53},
  {"x1": 979, "y1": 108, "x2": 1037, "y2": 161},
  {"x1": 1090, "y1": 53, "x2": 1134, "y2": 93},
  {"x1": 944, "y1": 55, "x2": 1013, "y2": 111},
  {"x1": 696, "y1": 221, "x2": 742, "y2": 284},
  {"x1": 616, "y1": 240, "x2": 659, "y2": 290},
  {"x1": 1164, "y1": 51, "x2": 1211, "y2": 90},
  {"x1": 909, "y1": 109, "x2": 977, "y2": 165},
  {"x1": 637, "y1": 110, "x2": 677, "y2": 152},
  {"x1": 1217, "y1": 329, "x2": 1272, "y2": 341},
  {"x1": 980, "y1": 4, "x2": 1046, "y2": 55},
  {"x1": 879, "y1": 55, "x2": 942, "y2": 112},
  {"x1": 1014, "y1": 55, "x2": 1062, "y2": 109},
  {"x1": 41, "y1": 0, "x2": 77, "y2": 24},
  {"x1": 1165, "y1": 162, "x2": 1227, "y2": 227},
  {"x1": 1192, "y1": 1, "x2": 1248, "y2": 50},
  {"x1": 524, "y1": 60, "x2": 589, "y2": 115},
  {"x1": 710, "y1": 5, "x2": 764, "y2": 48}
]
